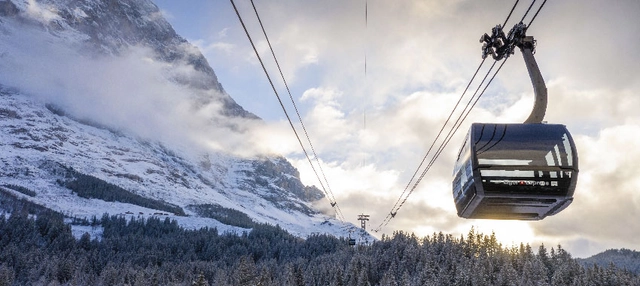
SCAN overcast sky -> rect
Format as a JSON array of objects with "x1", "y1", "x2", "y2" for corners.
[{"x1": 149, "y1": 0, "x2": 639, "y2": 258}]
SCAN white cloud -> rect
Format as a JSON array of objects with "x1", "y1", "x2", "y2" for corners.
[
  {"x1": 24, "y1": 0, "x2": 61, "y2": 24},
  {"x1": 0, "y1": 18, "x2": 274, "y2": 160},
  {"x1": 212, "y1": 0, "x2": 640, "y2": 257},
  {"x1": 531, "y1": 125, "x2": 640, "y2": 251},
  {"x1": 217, "y1": 27, "x2": 229, "y2": 39},
  {"x1": 158, "y1": 9, "x2": 174, "y2": 21},
  {"x1": 6, "y1": 0, "x2": 637, "y2": 258}
]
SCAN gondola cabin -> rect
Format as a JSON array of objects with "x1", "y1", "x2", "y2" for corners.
[{"x1": 452, "y1": 123, "x2": 578, "y2": 220}]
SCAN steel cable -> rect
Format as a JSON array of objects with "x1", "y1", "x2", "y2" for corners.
[
  {"x1": 373, "y1": 0, "x2": 522, "y2": 232},
  {"x1": 248, "y1": 0, "x2": 345, "y2": 221},
  {"x1": 230, "y1": 0, "x2": 345, "y2": 221}
]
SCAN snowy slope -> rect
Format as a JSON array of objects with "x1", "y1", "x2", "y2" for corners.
[
  {"x1": 0, "y1": 0, "x2": 365, "y2": 239},
  {"x1": 0, "y1": 80, "x2": 357, "y2": 238}
]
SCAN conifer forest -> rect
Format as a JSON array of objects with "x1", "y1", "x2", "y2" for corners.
[{"x1": 0, "y1": 196, "x2": 638, "y2": 286}]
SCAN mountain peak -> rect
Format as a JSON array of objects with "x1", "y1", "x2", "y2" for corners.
[
  {"x1": 5, "y1": 0, "x2": 257, "y2": 119},
  {"x1": 0, "y1": 0, "x2": 359, "y2": 239}
]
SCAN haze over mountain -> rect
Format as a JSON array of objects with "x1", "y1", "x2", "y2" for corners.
[{"x1": 0, "y1": 0, "x2": 360, "y2": 238}]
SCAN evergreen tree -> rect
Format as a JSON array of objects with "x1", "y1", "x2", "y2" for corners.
[
  {"x1": 192, "y1": 272, "x2": 209, "y2": 286},
  {"x1": 233, "y1": 256, "x2": 258, "y2": 286},
  {"x1": 0, "y1": 263, "x2": 15, "y2": 286},
  {"x1": 0, "y1": 212, "x2": 638, "y2": 285}
]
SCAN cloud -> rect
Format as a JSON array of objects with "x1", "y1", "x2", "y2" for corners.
[
  {"x1": 158, "y1": 9, "x2": 174, "y2": 21},
  {"x1": 8, "y1": 0, "x2": 635, "y2": 258},
  {"x1": 217, "y1": 27, "x2": 230, "y2": 39},
  {"x1": 0, "y1": 17, "x2": 276, "y2": 160},
  {"x1": 218, "y1": 0, "x2": 640, "y2": 257},
  {"x1": 534, "y1": 0, "x2": 640, "y2": 92},
  {"x1": 530, "y1": 125, "x2": 640, "y2": 255},
  {"x1": 23, "y1": 0, "x2": 61, "y2": 24}
]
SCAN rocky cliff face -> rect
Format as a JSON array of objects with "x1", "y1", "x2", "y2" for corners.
[
  {"x1": 0, "y1": 0, "x2": 352, "y2": 237},
  {"x1": 3, "y1": 0, "x2": 255, "y2": 118}
]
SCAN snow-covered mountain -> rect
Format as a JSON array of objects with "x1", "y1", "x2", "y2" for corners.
[{"x1": 0, "y1": 0, "x2": 362, "y2": 238}]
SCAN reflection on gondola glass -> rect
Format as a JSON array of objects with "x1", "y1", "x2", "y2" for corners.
[{"x1": 452, "y1": 123, "x2": 579, "y2": 220}]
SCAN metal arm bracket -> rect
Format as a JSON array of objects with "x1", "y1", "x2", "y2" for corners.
[
  {"x1": 519, "y1": 36, "x2": 547, "y2": 124},
  {"x1": 480, "y1": 23, "x2": 548, "y2": 124}
]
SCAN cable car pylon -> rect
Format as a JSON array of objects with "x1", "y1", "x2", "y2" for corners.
[{"x1": 357, "y1": 214, "x2": 370, "y2": 230}]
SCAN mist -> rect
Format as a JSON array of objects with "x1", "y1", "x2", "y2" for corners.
[{"x1": 0, "y1": 16, "x2": 296, "y2": 161}]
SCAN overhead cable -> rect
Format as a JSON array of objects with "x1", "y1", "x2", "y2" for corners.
[
  {"x1": 520, "y1": 0, "x2": 537, "y2": 23},
  {"x1": 502, "y1": 0, "x2": 520, "y2": 28},
  {"x1": 527, "y1": 0, "x2": 547, "y2": 28},
  {"x1": 248, "y1": 0, "x2": 345, "y2": 221},
  {"x1": 229, "y1": 0, "x2": 345, "y2": 221},
  {"x1": 373, "y1": 0, "x2": 523, "y2": 232},
  {"x1": 373, "y1": 58, "x2": 487, "y2": 231}
]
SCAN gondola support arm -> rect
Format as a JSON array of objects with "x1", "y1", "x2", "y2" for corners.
[{"x1": 517, "y1": 35, "x2": 547, "y2": 124}]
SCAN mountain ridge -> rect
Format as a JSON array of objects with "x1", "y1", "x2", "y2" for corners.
[
  {"x1": 578, "y1": 248, "x2": 640, "y2": 274},
  {"x1": 0, "y1": 0, "x2": 359, "y2": 239}
]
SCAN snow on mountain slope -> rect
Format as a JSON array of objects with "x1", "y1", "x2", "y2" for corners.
[
  {"x1": 0, "y1": 82, "x2": 354, "y2": 237},
  {"x1": 0, "y1": 0, "x2": 363, "y2": 239}
]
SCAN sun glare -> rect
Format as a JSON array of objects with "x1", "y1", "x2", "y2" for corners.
[{"x1": 471, "y1": 220, "x2": 535, "y2": 247}]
